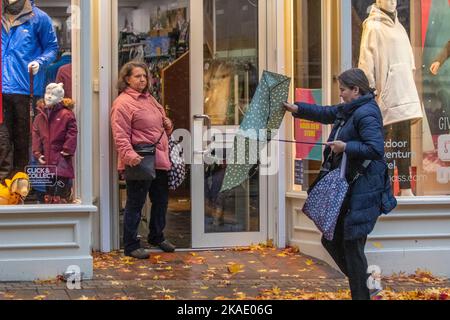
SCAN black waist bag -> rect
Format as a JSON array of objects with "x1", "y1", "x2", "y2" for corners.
[{"x1": 125, "y1": 131, "x2": 164, "y2": 181}]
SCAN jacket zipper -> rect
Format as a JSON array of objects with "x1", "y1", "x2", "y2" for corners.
[{"x1": 45, "y1": 108, "x2": 52, "y2": 165}]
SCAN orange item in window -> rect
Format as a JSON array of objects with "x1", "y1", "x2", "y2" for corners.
[{"x1": 393, "y1": 167, "x2": 400, "y2": 196}]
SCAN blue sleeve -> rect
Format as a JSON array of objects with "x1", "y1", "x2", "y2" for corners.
[
  {"x1": 293, "y1": 102, "x2": 340, "y2": 125},
  {"x1": 35, "y1": 13, "x2": 59, "y2": 68},
  {"x1": 345, "y1": 113, "x2": 385, "y2": 160}
]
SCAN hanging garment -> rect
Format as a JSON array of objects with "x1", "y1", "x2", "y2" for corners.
[
  {"x1": 220, "y1": 71, "x2": 290, "y2": 192},
  {"x1": 358, "y1": 5, "x2": 423, "y2": 126}
]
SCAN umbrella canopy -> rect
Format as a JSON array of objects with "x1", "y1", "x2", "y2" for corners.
[{"x1": 220, "y1": 71, "x2": 291, "y2": 192}]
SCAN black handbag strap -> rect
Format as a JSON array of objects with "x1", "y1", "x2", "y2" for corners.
[
  {"x1": 321, "y1": 117, "x2": 372, "y2": 183},
  {"x1": 350, "y1": 160, "x2": 372, "y2": 185},
  {"x1": 132, "y1": 130, "x2": 165, "y2": 154},
  {"x1": 154, "y1": 130, "x2": 165, "y2": 146},
  {"x1": 321, "y1": 119, "x2": 346, "y2": 172}
]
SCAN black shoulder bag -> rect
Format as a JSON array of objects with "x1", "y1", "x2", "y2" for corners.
[{"x1": 125, "y1": 131, "x2": 165, "y2": 181}]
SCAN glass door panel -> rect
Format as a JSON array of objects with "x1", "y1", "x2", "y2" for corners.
[{"x1": 191, "y1": 0, "x2": 267, "y2": 248}]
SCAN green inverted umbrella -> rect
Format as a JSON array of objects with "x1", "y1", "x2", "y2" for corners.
[{"x1": 220, "y1": 71, "x2": 291, "y2": 192}]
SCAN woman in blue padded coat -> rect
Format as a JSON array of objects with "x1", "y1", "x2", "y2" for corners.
[{"x1": 284, "y1": 68, "x2": 397, "y2": 300}]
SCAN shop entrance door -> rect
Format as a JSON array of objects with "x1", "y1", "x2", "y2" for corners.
[
  {"x1": 112, "y1": 0, "x2": 268, "y2": 250},
  {"x1": 190, "y1": 0, "x2": 268, "y2": 248}
]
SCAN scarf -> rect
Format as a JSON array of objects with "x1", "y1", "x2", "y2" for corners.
[{"x1": 335, "y1": 93, "x2": 376, "y2": 121}]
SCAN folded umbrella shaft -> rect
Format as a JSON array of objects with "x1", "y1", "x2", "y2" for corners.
[{"x1": 272, "y1": 139, "x2": 327, "y2": 146}]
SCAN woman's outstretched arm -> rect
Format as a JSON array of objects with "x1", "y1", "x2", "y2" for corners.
[{"x1": 284, "y1": 102, "x2": 340, "y2": 125}]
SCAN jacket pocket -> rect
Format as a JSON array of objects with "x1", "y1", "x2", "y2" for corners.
[
  {"x1": 56, "y1": 153, "x2": 71, "y2": 174},
  {"x1": 380, "y1": 63, "x2": 420, "y2": 109}
]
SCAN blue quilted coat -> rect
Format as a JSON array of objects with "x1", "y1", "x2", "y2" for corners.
[
  {"x1": 1, "y1": 0, "x2": 59, "y2": 96},
  {"x1": 294, "y1": 93, "x2": 397, "y2": 240}
]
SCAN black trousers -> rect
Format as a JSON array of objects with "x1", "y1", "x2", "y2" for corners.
[
  {"x1": 0, "y1": 123, "x2": 13, "y2": 181},
  {"x1": 2, "y1": 94, "x2": 32, "y2": 177},
  {"x1": 123, "y1": 170, "x2": 169, "y2": 255},
  {"x1": 321, "y1": 211, "x2": 370, "y2": 300}
]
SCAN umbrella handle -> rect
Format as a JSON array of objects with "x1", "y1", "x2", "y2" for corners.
[
  {"x1": 29, "y1": 68, "x2": 34, "y2": 103},
  {"x1": 29, "y1": 68, "x2": 35, "y2": 130}
]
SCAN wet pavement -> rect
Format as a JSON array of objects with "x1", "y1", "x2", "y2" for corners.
[{"x1": 1, "y1": 246, "x2": 449, "y2": 300}]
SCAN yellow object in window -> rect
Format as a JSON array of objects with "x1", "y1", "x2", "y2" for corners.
[{"x1": 0, "y1": 172, "x2": 31, "y2": 205}]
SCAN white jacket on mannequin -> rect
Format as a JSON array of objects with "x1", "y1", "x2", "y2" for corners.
[{"x1": 359, "y1": 5, "x2": 423, "y2": 126}]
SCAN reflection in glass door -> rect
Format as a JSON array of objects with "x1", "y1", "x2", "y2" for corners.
[
  {"x1": 191, "y1": 0, "x2": 267, "y2": 248},
  {"x1": 203, "y1": 0, "x2": 260, "y2": 233}
]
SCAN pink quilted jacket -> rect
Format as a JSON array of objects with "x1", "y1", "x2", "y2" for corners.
[{"x1": 111, "y1": 87, "x2": 173, "y2": 171}]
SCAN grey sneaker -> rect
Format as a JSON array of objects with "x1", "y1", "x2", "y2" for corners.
[
  {"x1": 158, "y1": 240, "x2": 176, "y2": 253},
  {"x1": 126, "y1": 248, "x2": 151, "y2": 260}
]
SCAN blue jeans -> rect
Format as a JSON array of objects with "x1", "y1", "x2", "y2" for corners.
[{"x1": 123, "y1": 170, "x2": 169, "y2": 255}]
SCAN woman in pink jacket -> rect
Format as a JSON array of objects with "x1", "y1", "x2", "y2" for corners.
[{"x1": 111, "y1": 61, "x2": 174, "y2": 259}]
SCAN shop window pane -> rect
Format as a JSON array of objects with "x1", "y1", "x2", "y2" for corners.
[
  {"x1": 292, "y1": 0, "x2": 323, "y2": 193},
  {"x1": 352, "y1": 0, "x2": 450, "y2": 196},
  {"x1": 1, "y1": 0, "x2": 80, "y2": 205}
]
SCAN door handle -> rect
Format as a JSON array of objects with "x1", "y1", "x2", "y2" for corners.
[
  {"x1": 193, "y1": 114, "x2": 212, "y2": 155},
  {"x1": 194, "y1": 114, "x2": 211, "y2": 130}
]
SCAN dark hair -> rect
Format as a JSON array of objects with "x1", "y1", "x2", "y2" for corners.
[
  {"x1": 338, "y1": 68, "x2": 375, "y2": 96},
  {"x1": 117, "y1": 61, "x2": 151, "y2": 93}
]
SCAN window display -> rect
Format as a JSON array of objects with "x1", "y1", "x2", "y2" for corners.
[
  {"x1": 292, "y1": 0, "x2": 323, "y2": 193},
  {"x1": 352, "y1": 0, "x2": 450, "y2": 196},
  {"x1": 1, "y1": 0, "x2": 79, "y2": 205},
  {"x1": 422, "y1": 0, "x2": 450, "y2": 194},
  {"x1": 1, "y1": 0, "x2": 59, "y2": 179},
  {"x1": 358, "y1": 0, "x2": 423, "y2": 197}
]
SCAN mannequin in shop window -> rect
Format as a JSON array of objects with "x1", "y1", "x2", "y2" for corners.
[
  {"x1": 1, "y1": 0, "x2": 59, "y2": 181},
  {"x1": 430, "y1": 41, "x2": 450, "y2": 76},
  {"x1": 32, "y1": 83, "x2": 77, "y2": 204},
  {"x1": 358, "y1": 0, "x2": 423, "y2": 197}
]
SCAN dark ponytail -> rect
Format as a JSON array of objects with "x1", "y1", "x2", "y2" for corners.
[{"x1": 338, "y1": 68, "x2": 376, "y2": 96}]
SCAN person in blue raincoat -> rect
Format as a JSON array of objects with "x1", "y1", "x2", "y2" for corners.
[
  {"x1": 1, "y1": 0, "x2": 59, "y2": 179},
  {"x1": 284, "y1": 68, "x2": 397, "y2": 300}
]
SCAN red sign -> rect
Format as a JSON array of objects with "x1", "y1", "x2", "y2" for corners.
[{"x1": 294, "y1": 88, "x2": 323, "y2": 160}]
